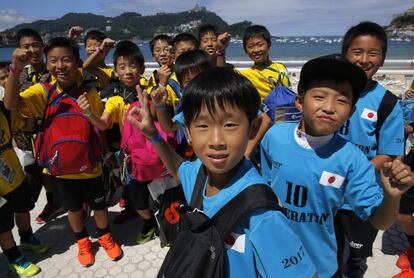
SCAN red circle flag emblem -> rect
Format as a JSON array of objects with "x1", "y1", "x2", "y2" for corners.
[
  {"x1": 368, "y1": 112, "x2": 374, "y2": 118},
  {"x1": 328, "y1": 176, "x2": 336, "y2": 184}
]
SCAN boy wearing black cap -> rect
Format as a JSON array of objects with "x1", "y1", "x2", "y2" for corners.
[
  {"x1": 335, "y1": 21, "x2": 405, "y2": 278},
  {"x1": 260, "y1": 54, "x2": 414, "y2": 278}
]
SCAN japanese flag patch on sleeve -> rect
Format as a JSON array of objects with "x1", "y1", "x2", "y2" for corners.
[
  {"x1": 319, "y1": 171, "x2": 345, "y2": 189},
  {"x1": 361, "y1": 108, "x2": 377, "y2": 122}
]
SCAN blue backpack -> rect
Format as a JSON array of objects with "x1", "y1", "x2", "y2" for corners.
[{"x1": 261, "y1": 68, "x2": 302, "y2": 123}]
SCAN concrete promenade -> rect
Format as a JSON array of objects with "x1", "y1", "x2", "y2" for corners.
[{"x1": 0, "y1": 188, "x2": 410, "y2": 278}]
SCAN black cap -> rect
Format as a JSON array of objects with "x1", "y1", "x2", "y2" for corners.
[{"x1": 298, "y1": 54, "x2": 367, "y2": 105}]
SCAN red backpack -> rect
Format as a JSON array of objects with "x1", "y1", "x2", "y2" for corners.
[
  {"x1": 34, "y1": 82, "x2": 103, "y2": 176},
  {"x1": 120, "y1": 101, "x2": 177, "y2": 182}
]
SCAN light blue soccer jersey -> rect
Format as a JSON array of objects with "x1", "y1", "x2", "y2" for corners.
[
  {"x1": 338, "y1": 82, "x2": 404, "y2": 160},
  {"x1": 260, "y1": 123, "x2": 383, "y2": 278},
  {"x1": 178, "y1": 159, "x2": 316, "y2": 278}
]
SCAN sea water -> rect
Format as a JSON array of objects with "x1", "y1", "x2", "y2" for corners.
[{"x1": 0, "y1": 37, "x2": 413, "y2": 69}]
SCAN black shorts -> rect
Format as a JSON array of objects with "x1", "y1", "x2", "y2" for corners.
[
  {"x1": 52, "y1": 176, "x2": 106, "y2": 212},
  {"x1": 400, "y1": 153, "x2": 414, "y2": 214},
  {"x1": 334, "y1": 209, "x2": 378, "y2": 258},
  {"x1": 0, "y1": 180, "x2": 35, "y2": 233},
  {"x1": 400, "y1": 186, "x2": 414, "y2": 214},
  {"x1": 123, "y1": 180, "x2": 151, "y2": 211}
]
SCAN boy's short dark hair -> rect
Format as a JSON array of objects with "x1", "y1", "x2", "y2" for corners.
[
  {"x1": 243, "y1": 25, "x2": 271, "y2": 51},
  {"x1": 0, "y1": 61, "x2": 11, "y2": 71},
  {"x1": 298, "y1": 54, "x2": 367, "y2": 106},
  {"x1": 44, "y1": 37, "x2": 80, "y2": 61},
  {"x1": 149, "y1": 34, "x2": 172, "y2": 53},
  {"x1": 198, "y1": 24, "x2": 219, "y2": 41},
  {"x1": 172, "y1": 33, "x2": 199, "y2": 53},
  {"x1": 16, "y1": 28, "x2": 43, "y2": 47},
  {"x1": 113, "y1": 40, "x2": 145, "y2": 70},
  {"x1": 83, "y1": 30, "x2": 108, "y2": 45},
  {"x1": 341, "y1": 21, "x2": 388, "y2": 61},
  {"x1": 174, "y1": 49, "x2": 213, "y2": 86},
  {"x1": 182, "y1": 67, "x2": 260, "y2": 127}
]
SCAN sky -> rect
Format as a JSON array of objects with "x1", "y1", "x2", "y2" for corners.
[{"x1": 0, "y1": 0, "x2": 412, "y2": 36}]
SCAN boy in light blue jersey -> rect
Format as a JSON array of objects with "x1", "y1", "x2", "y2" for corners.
[
  {"x1": 335, "y1": 21, "x2": 405, "y2": 278},
  {"x1": 129, "y1": 67, "x2": 317, "y2": 277},
  {"x1": 261, "y1": 54, "x2": 414, "y2": 278}
]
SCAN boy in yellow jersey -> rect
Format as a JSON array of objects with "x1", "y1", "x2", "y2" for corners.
[
  {"x1": 4, "y1": 37, "x2": 122, "y2": 267},
  {"x1": 241, "y1": 25, "x2": 290, "y2": 101},
  {"x1": 0, "y1": 102, "x2": 49, "y2": 277},
  {"x1": 78, "y1": 41, "x2": 159, "y2": 244},
  {"x1": 13, "y1": 29, "x2": 63, "y2": 225},
  {"x1": 241, "y1": 25, "x2": 292, "y2": 160},
  {"x1": 84, "y1": 39, "x2": 147, "y2": 222},
  {"x1": 146, "y1": 35, "x2": 178, "y2": 110},
  {"x1": 81, "y1": 29, "x2": 115, "y2": 90},
  {"x1": 83, "y1": 38, "x2": 147, "y2": 95},
  {"x1": 16, "y1": 29, "x2": 50, "y2": 90}
]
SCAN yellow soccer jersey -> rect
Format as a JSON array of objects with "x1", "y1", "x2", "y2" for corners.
[
  {"x1": 241, "y1": 62, "x2": 291, "y2": 102},
  {"x1": 147, "y1": 71, "x2": 180, "y2": 110},
  {"x1": 103, "y1": 95, "x2": 130, "y2": 133},
  {"x1": 0, "y1": 109, "x2": 25, "y2": 195},
  {"x1": 92, "y1": 66, "x2": 114, "y2": 89},
  {"x1": 19, "y1": 80, "x2": 104, "y2": 180}
]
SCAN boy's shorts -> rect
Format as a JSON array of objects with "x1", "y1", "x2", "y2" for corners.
[
  {"x1": 399, "y1": 186, "x2": 414, "y2": 214},
  {"x1": 52, "y1": 176, "x2": 106, "y2": 212},
  {"x1": 0, "y1": 180, "x2": 35, "y2": 233},
  {"x1": 123, "y1": 180, "x2": 151, "y2": 211},
  {"x1": 400, "y1": 152, "x2": 414, "y2": 214},
  {"x1": 335, "y1": 209, "x2": 378, "y2": 258}
]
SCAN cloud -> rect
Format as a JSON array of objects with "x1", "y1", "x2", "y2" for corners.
[
  {"x1": 101, "y1": 0, "x2": 195, "y2": 15},
  {"x1": 0, "y1": 9, "x2": 33, "y2": 31},
  {"x1": 208, "y1": 0, "x2": 414, "y2": 35},
  {"x1": 101, "y1": 0, "x2": 413, "y2": 35}
]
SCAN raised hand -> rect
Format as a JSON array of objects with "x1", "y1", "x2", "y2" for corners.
[
  {"x1": 77, "y1": 92, "x2": 92, "y2": 115},
  {"x1": 100, "y1": 38, "x2": 116, "y2": 53},
  {"x1": 158, "y1": 65, "x2": 171, "y2": 86},
  {"x1": 128, "y1": 85, "x2": 158, "y2": 138},
  {"x1": 217, "y1": 32, "x2": 231, "y2": 51},
  {"x1": 67, "y1": 26, "x2": 84, "y2": 40},
  {"x1": 151, "y1": 86, "x2": 168, "y2": 106},
  {"x1": 11, "y1": 48, "x2": 32, "y2": 70},
  {"x1": 405, "y1": 88, "x2": 414, "y2": 99},
  {"x1": 380, "y1": 159, "x2": 414, "y2": 197}
]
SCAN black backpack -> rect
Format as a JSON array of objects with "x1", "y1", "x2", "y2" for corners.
[
  {"x1": 375, "y1": 90, "x2": 399, "y2": 142},
  {"x1": 157, "y1": 165, "x2": 281, "y2": 278}
]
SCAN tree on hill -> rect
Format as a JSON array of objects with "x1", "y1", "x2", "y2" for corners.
[
  {"x1": 4, "y1": 8, "x2": 252, "y2": 41},
  {"x1": 391, "y1": 14, "x2": 414, "y2": 28}
]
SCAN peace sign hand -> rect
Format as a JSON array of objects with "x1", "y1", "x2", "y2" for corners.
[{"x1": 127, "y1": 85, "x2": 158, "y2": 139}]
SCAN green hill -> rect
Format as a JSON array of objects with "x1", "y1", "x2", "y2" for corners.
[
  {"x1": 1, "y1": 6, "x2": 252, "y2": 45},
  {"x1": 386, "y1": 6, "x2": 414, "y2": 39}
]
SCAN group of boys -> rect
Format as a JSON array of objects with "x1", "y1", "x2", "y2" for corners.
[{"x1": 0, "y1": 20, "x2": 413, "y2": 278}]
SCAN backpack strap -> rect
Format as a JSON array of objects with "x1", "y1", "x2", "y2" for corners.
[
  {"x1": 168, "y1": 78, "x2": 182, "y2": 99},
  {"x1": 212, "y1": 184, "x2": 280, "y2": 240},
  {"x1": 36, "y1": 82, "x2": 57, "y2": 129},
  {"x1": 375, "y1": 90, "x2": 398, "y2": 142},
  {"x1": 189, "y1": 165, "x2": 208, "y2": 208},
  {"x1": 153, "y1": 70, "x2": 160, "y2": 85}
]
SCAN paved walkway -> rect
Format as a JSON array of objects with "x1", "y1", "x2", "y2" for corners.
[{"x1": 0, "y1": 188, "x2": 409, "y2": 278}]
